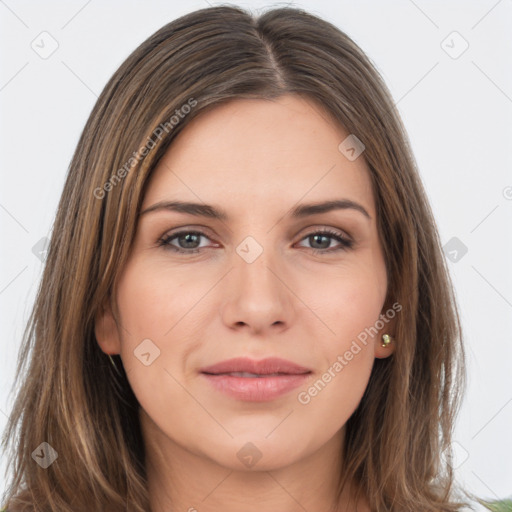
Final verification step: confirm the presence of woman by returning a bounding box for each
[1,5,473,511]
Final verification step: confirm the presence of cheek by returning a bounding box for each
[113,256,217,397]
[113,260,185,380]
[292,266,383,419]
[305,262,386,345]
[296,308,376,442]
[290,315,375,461]
[113,262,197,427]
[115,258,198,342]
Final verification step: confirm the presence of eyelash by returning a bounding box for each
[157,228,354,256]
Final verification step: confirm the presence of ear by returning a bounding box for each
[94,296,122,356]
[374,306,397,359]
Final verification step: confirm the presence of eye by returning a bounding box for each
[157,228,354,255]
[296,228,354,254]
[157,230,213,254]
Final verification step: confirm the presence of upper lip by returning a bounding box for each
[200,357,312,375]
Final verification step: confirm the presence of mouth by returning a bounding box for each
[200,356,312,376]
[207,371,290,378]
[200,357,312,401]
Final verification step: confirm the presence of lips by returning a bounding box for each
[200,357,312,376]
[200,357,312,402]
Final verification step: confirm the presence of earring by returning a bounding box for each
[108,354,123,376]
[381,334,394,348]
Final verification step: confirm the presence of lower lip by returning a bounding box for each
[201,373,311,401]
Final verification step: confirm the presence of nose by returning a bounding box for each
[220,243,294,336]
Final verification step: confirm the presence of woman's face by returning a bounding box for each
[96,94,395,472]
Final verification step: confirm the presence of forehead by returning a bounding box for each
[142,95,375,218]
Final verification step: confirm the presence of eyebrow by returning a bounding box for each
[139,199,371,221]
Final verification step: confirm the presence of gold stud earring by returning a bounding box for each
[381,334,393,348]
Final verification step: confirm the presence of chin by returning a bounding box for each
[202,435,310,472]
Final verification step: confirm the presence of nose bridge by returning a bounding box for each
[234,233,281,297]
[221,232,292,332]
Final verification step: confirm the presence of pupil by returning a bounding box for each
[312,234,329,249]
[180,234,199,248]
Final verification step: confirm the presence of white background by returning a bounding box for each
[1,0,511,508]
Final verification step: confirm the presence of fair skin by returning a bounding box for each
[96,94,396,512]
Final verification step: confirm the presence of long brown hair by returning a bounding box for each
[2,5,468,511]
